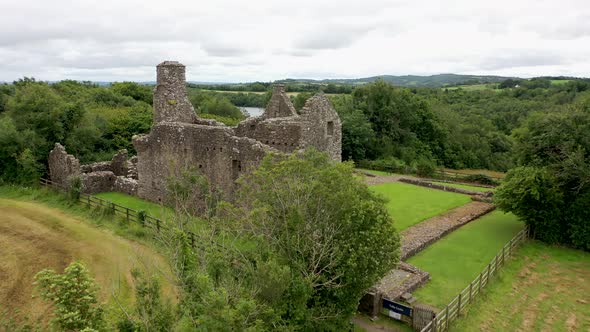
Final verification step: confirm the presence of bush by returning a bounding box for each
[68,176,82,201]
[415,157,437,177]
[463,174,498,186]
[34,261,104,331]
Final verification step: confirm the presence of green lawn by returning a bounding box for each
[95,192,175,220]
[407,211,524,308]
[370,182,471,231]
[431,181,494,193]
[453,242,590,332]
[551,79,571,85]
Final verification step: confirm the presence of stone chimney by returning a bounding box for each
[263,84,297,118]
[152,61,197,124]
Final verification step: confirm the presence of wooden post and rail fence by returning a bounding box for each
[416,225,529,332]
[40,177,527,331]
[39,178,198,248]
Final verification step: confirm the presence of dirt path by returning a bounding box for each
[400,201,495,260]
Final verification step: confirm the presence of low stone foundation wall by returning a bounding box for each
[399,177,493,197]
[82,171,116,194]
[114,176,138,196]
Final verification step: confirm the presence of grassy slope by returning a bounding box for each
[407,211,524,308]
[0,187,175,326]
[431,181,494,193]
[453,242,590,332]
[370,182,471,231]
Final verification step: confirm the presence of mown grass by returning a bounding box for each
[0,186,176,328]
[453,241,590,332]
[431,181,494,193]
[407,211,524,308]
[95,192,175,220]
[369,182,471,231]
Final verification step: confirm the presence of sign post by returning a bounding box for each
[382,298,413,320]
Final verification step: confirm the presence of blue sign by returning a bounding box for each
[382,299,413,317]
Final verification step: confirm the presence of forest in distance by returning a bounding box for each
[1,75,590,185]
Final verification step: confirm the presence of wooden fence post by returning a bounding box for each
[494,254,499,274]
[126,208,129,222]
[457,293,462,316]
[469,282,473,303]
[445,306,450,330]
[479,272,483,293]
[156,219,161,232]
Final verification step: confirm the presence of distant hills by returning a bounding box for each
[275,74,514,88]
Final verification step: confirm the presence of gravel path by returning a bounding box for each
[400,201,495,260]
[372,200,495,300]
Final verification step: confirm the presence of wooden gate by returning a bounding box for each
[412,303,437,331]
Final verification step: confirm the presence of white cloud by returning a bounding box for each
[0,0,588,81]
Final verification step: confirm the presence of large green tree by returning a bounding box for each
[495,107,590,250]
[237,149,400,330]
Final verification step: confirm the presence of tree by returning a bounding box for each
[237,149,400,329]
[495,108,590,250]
[34,261,104,331]
[111,82,153,105]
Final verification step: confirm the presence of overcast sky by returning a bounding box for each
[1,0,589,82]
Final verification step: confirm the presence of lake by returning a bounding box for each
[241,107,264,117]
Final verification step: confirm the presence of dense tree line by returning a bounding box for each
[329,78,590,174]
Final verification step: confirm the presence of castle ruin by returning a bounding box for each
[49,61,342,206]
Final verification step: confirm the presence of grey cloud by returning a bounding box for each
[294,24,373,50]
[479,52,568,71]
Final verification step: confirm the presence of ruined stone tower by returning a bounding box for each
[152,61,197,124]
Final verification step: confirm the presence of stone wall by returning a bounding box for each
[299,94,342,162]
[48,144,138,196]
[81,171,116,194]
[48,143,81,189]
[134,122,271,204]
[398,177,493,197]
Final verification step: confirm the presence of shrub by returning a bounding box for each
[463,174,498,186]
[415,157,437,177]
[34,261,104,331]
[68,176,82,201]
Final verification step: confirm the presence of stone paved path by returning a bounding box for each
[400,201,495,260]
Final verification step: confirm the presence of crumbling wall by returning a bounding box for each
[134,122,271,204]
[263,84,297,118]
[299,94,342,162]
[110,149,129,176]
[235,117,302,153]
[48,143,81,189]
[114,176,138,196]
[81,171,116,194]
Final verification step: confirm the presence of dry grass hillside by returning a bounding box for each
[0,198,175,324]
